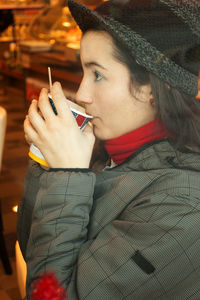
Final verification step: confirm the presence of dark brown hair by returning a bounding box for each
[84,28,200,153]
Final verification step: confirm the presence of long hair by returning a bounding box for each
[150,74,200,151]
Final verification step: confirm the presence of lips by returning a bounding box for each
[86,111,95,118]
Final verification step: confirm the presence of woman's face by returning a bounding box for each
[76,30,156,140]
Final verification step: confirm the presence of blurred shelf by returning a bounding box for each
[0,37,13,42]
[25,62,82,84]
[0,60,24,80]
[19,50,82,83]
[0,51,82,98]
[0,4,44,10]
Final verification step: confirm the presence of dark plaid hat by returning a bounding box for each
[68,0,200,97]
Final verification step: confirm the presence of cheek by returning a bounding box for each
[102,87,132,118]
[93,80,133,123]
[93,88,114,113]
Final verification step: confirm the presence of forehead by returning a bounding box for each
[80,30,114,60]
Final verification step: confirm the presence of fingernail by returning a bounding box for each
[41,88,47,93]
[54,81,61,88]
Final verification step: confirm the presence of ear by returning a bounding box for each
[136,84,152,103]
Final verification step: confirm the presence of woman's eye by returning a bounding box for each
[94,71,103,81]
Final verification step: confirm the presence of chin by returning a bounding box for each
[93,126,111,141]
[93,126,119,141]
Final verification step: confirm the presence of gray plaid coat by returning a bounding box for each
[17,138,200,299]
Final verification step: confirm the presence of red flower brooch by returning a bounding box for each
[31,272,67,300]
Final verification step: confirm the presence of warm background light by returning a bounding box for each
[12,205,18,213]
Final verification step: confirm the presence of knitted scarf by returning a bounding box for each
[104,119,168,165]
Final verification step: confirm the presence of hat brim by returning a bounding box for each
[68,0,107,33]
[68,0,198,96]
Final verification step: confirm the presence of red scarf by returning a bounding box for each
[104,119,168,165]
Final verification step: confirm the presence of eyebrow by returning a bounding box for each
[84,61,107,70]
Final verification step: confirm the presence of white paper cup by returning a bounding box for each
[28,96,93,167]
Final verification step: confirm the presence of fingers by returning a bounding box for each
[50,82,76,123]
[37,88,57,120]
[24,114,39,145]
[27,100,46,137]
[24,133,32,146]
[38,83,77,128]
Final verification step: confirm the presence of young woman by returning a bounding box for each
[18,0,200,299]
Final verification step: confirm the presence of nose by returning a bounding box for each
[75,78,93,106]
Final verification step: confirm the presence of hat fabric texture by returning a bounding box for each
[68,0,200,96]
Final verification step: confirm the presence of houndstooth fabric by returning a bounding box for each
[18,139,200,299]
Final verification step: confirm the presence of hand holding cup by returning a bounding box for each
[24,82,95,168]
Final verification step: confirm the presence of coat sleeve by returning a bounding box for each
[17,160,44,258]
[19,166,96,299]
[67,191,200,300]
